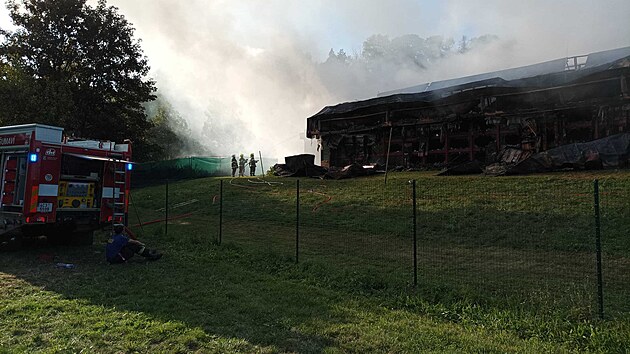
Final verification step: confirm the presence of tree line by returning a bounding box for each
[327,33,498,67]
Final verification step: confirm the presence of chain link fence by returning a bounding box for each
[222,178,296,258]
[598,178,630,319]
[416,177,597,318]
[299,178,413,289]
[130,175,629,320]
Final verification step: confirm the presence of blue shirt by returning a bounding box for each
[106,234,129,261]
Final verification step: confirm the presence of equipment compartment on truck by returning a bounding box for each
[0,124,132,249]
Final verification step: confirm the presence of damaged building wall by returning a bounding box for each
[307,49,630,170]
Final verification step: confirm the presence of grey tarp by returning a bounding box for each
[506,133,630,175]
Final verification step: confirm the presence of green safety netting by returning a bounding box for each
[132,156,277,186]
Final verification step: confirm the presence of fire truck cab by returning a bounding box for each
[0,124,132,247]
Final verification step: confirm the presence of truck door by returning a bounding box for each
[0,153,28,211]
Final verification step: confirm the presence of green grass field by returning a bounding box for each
[1,171,629,353]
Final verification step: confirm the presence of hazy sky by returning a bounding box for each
[1,1,629,159]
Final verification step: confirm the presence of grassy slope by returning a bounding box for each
[1,171,629,353]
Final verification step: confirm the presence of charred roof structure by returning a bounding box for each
[306,47,630,171]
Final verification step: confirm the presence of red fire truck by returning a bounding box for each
[0,124,132,247]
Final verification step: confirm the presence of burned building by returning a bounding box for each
[306,47,630,170]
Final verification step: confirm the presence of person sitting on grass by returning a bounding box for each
[106,224,162,264]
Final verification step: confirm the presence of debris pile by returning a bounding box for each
[272,154,327,177]
[504,133,630,175]
[272,154,381,179]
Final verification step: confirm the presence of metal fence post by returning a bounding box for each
[413,179,417,287]
[593,179,604,319]
[219,179,223,245]
[296,179,300,264]
[165,179,169,237]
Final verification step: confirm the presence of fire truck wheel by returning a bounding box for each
[71,231,94,246]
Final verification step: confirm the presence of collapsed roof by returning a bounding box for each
[307,46,630,138]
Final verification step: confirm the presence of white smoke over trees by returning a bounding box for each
[319,33,499,100]
[143,95,211,161]
[148,31,500,159]
[101,0,630,160]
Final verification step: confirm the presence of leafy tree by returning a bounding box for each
[362,34,391,62]
[423,35,455,60]
[141,96,210,162]
[0,0,155,144]
[327,48,336,61]
[144,106,181,161]
[458,35,469,53]
[325,48,350,65]
[336,49,349,64]
[468,34,499,51]
[0,63,74,125]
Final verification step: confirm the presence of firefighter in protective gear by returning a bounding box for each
[230,155,238,177]
[248,153,258,176]
[238,154,247,177]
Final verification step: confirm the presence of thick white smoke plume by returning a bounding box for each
[101,0,630,159]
